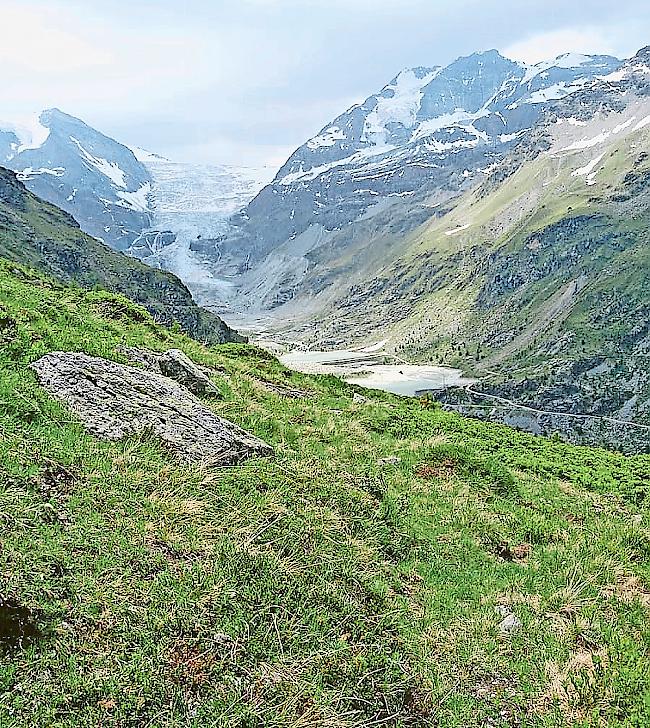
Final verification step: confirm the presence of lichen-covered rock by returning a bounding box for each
[116,346,162,372]
[31,352,272,464]
[158,349,222,397]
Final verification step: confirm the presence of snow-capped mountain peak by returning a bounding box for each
[1,108,154,250]
[0,111,51,158]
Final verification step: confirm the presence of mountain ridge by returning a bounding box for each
[188,48,623,312]
[0,165,243,344]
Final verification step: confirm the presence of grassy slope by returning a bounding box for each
[1,260,650,727]
[0,167,241,345]
[314,121,650,367]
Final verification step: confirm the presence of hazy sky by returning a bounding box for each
[2,0,649,168]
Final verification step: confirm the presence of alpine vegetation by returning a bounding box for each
[2,3,650,727]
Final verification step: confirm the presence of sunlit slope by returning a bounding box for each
[308,80,650,430]
[1,259,650,726]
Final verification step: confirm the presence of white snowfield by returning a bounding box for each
[525,78,588,104]
[116,182,153,212]
[279,52,619,187]
[572,153,606,185]
[128,145,169,163]
[0,113,51,157]
[16,166,65,180]
[362,67,441,147]
[307,126,347,150]
[520,52,595,85]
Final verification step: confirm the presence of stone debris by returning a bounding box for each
[158,349,222,397]
[496,605,522,635]
[118,346,222,397]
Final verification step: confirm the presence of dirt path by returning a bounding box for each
[461,385,650,432]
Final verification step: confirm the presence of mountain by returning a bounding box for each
[0,111,273,295]
[190,50,621,310]
[0,108,153,251]
[279,46,650,448]
[0,165,242,343]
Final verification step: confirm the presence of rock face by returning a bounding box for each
[117,346,224,396]
[31,353,272,464]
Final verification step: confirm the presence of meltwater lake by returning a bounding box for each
[279,346,476,397]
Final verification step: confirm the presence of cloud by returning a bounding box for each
[0,2,112,73]
[502,25,636,64]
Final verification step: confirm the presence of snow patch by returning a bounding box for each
[599,68,627,83]
[572,152,605,185]
[128,145,169,162]
[561,114,642,152]
[633,115,650,132]
[445,223,470,236]
[363,68,440,146]
[279,145,395,186]
[307,126,346,150]
[0,112,51,156]
[563,131,611,151]
[521,52,594,85]
[612,117,636,134]
[69,136,127,188]
[525,79,588,104]
[16,166,65,180]
[116,182,153,212]
[410,109,489,142]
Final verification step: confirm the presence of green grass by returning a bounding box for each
[1,260,650,727]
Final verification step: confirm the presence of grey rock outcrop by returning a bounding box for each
[117,346,223,396]
[31,352,272,464]
[158,349,222,397]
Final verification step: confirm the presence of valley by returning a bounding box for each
[3,7,650,726]
[2,48,650,449]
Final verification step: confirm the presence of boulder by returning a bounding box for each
[117,346,162,372]
[31,352,272,464]
[158,348,222,397]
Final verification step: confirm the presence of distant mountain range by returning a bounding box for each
[257,46,650,448]
[4,45,650,447]
[190,44,650,448]
[192,49,622,308]
[0,109,272,269]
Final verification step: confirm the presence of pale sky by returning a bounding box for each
[1,0,649,167]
